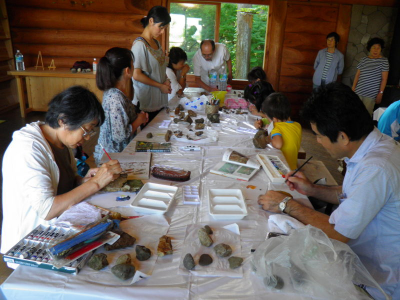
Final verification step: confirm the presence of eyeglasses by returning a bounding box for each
[80,126,96,138]
[201,53,213,59]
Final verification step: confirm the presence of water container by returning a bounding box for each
[93,58,97,74]
[218,66,227,91]
[15,50,25,71]
[209,69,218,89]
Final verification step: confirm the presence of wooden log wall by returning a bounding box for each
[266,0,352,121]
[6,0,164,68]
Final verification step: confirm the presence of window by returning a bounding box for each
[168,2,269,80]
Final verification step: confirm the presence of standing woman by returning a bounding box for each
[352,37,389,115]
[166,47,190,101]
[132,6,171,122]
[94,47,148,164]
[312,32,344,90]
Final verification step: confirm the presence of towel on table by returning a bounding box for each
[268,214,305,234]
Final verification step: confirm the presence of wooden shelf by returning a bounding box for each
[0,75,13,83]
[0,36,10,40]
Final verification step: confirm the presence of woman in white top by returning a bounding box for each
[166,47,190,101]
[1,86,122,256]
[132,6,171,123]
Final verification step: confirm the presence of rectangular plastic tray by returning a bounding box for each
[130,182,178,214]
[208,189,247,220]
[256,154,290,183]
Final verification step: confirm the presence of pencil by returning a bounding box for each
[99,143,112,160]
[284,156,313,183]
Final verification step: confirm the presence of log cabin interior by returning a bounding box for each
[0,0,399,290]
[1,0,399,119]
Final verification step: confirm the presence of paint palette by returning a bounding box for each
[130,182,178,214]
[256,154,290,183]
[183,185,200,204]
[208,189,248,220]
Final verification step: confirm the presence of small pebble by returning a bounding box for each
[228,256,243,269]
[199,254,213,266]
[204,225,213,235]
[183,253,195,270]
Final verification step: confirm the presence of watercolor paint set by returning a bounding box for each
[3,224,93,274]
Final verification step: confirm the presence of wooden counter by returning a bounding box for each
[8,68,103,117]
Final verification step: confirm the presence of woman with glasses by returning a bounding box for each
[132,6,171,123]
[94,47,148,164]
[1,86,122,258]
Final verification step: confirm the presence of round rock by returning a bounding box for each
[214,243,232,257]
[199,254,213,266]
[111,264,135,281]
[204,225,213,235]
[228,256,243,269]
[198,228,213,247]
[135,245,151,261]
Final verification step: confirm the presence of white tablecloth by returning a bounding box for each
[0,91,330,300]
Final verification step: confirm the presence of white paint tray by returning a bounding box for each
[130,182,178,215]
[208,189,247,220]
[256,154,290,183]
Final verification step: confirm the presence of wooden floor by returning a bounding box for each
[0,107,344,284]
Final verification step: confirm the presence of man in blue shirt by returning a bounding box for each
[378,99,400,141]
[258,83,400,300]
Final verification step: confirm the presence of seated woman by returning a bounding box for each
[94,47,148,164]
[243,67,275,129]
[1,86,122,256]
[166,47,190,101]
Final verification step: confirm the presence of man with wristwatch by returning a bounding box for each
[258,83,400,300]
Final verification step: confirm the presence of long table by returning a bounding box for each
[0,93,337,300]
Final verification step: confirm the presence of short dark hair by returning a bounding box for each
[326,32,340,46]
[247,66,267,83]
[140,6,171,28]
[261,92,291,121]
[301,82,374,143]
[367,37,385,51]
[45,86,105,130]
[244,81,275,112]
[96,47,134,91]
[168,47,187,69]
[200,40,215,51]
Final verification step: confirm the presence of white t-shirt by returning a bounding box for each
[192,43,230,85]
[166,67,182,101]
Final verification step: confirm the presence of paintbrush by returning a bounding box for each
[285,156,313,183]
[99,143,112,160]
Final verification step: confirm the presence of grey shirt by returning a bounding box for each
[131,38,168,112]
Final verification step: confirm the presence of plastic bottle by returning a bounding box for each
[208,69,218,89]
[93,58,97,74]
[15,50,25,71]
[218,66,227,91]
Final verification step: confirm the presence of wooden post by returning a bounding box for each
[236,5,253,79]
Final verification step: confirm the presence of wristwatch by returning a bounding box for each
[279,197,292,214]
[379,91,384,94]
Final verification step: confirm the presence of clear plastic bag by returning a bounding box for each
[251,225,390,300]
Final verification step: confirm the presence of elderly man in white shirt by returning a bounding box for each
[192,40,232,92]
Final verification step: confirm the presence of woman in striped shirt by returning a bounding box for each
[352,37,389,115]
[312,32,344,90]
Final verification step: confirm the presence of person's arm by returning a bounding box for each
[131,111,148,133]
[313,50,321,70]
[337,53,344,75]
[258,191,349,243]
[177,64,190,95]
[270,133,283,149]
[195,76,217,92]
[226,58,233,83]
[352,69,361,92]
[45,160,121,220]
[285,171,342,204]
[133,69,170,94]
[375,71,389,104]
